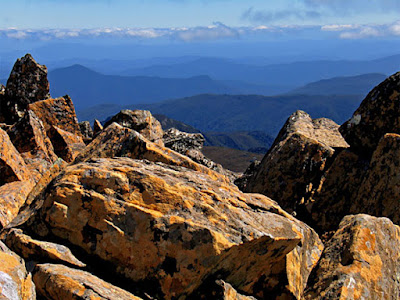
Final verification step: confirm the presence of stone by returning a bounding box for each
[234,160,261,191]
[74,122,229,181]
[1,54,50,123]
[47,126,85,163]
[93,119,103,136]
[244,111,349,215]
[6,110,58,182]
[33,263,142,300]
[0,85,5,123]
[0,128,32,185]
[340,72,400,156]
[0,241,36,300]
[28,95,82,137]
[189,280,257,299]
[104,110,164,146]
[4,228,86,268]
[304,214,400,300]
[79,121,93,144]
[26,157,322,299]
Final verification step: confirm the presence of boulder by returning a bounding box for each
[104,110,164,146]
[79,121,93,144]
[304,214,400,299]
[340,72,400,156]
[4,228,85,268]
[234,160,261,191]
[189,280,257,299]
[25,157,322,299]
[28,95,81,137]
[1,54,50,123]
[0,128,32,185]
[0,241,36,300]
[244,111,348,215]
[33,263,142,300]
[47,126,85,163]
[93,119,103,136]
[6,110,58,182]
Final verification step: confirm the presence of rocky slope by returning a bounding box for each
[0,54,399,299]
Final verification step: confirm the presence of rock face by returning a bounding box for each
[26,157,322,299]
[93,119,103,136]
[47,126,85,163]
[0,241,36,300]
[104,110,164,146]
[190,280,257,300]
[79,121,93,144]
[340,72,400,156]
[1,54,50,123]
[33,264,142,300]
[243,110,349,215]
[304,214,400,299]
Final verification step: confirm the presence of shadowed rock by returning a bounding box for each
[79,121,93,144]
[93,119,103,136]
[189,279,257,299]
[304,214,400,299]
[47,126,85,163]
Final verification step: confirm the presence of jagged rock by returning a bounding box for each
[79,121,93,144]
[33,264,142,300]
[304,214,400,299]
[189,279,256,299]
[234,160,261,191]
[340,72,400,156]
[1,54,50,123]
[0,241,36,299]
[0,85,5,123]
[0,128,32,185]
[47,126,85,163]
[244,111,349,214]
[7,110,58,182]
[93,119,103,136]
[104,110,164,146]
[308,149,369,232]
[4,228,85,268]
[26,157,322,299]
[28,95,81,137]
[74,122,228,181]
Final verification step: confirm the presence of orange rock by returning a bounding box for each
[104,110,164,146]
[27,157,322,299]
[47,126,85,163]
[7,110,57,182]
[304,214,400,299]
[0,128,32,185]
[5,228,86,268]
[28,95,81,137]
[0,241,36,299]
[190,280,257,299]
[33,264,142,300]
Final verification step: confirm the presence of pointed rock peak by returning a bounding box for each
[340,71,400,156]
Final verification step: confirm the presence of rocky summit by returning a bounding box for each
[0,54,399,299]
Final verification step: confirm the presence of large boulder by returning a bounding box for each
[190,280,257,299]
[304,214,400,299]
[33,264,142,300]
[25,157,322,299]
[79,121,93,144]
[0,241,36,300]
[340,71,400,156]
[243,110,348,215]
[1,54,50,123]
[47,126,85,163]
[104,110,164,146]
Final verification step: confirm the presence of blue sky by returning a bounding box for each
[0,0,399,41]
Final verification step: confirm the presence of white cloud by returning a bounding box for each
[321,24,359,31]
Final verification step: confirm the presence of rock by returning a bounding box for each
[0,85,5,123]
[350,133,400,225]
[47,126,85,163]
[33,263,142,300]
[74,122,229,181]
[308,149,369,232]
[26,157,322,299]
[104,110,164,146]
[189,279,257,299]
[304,214,400,299]
[244,111,349,215]
[93,119,103,136]
[340,72,400,156]
[79,121,93,144]
[1,54,50,123]
[0,128,32,185]
[28,95,81,137]
[234,160,261,191]
[163,128,205,153]
[0,241,36,300]
[4,228,85,268]
[6,110,58,182]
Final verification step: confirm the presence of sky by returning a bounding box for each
[0,0,400,42]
